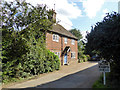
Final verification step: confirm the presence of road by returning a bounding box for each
[3,61,101,89]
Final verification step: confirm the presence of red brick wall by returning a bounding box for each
[62,37,78,63]
[46,32,61,51]
[46,32,78,65]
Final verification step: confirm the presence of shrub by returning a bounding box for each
[81,55,87,62]
[2,0,60,83]
[86,55,90,60]
[45,50,60,72]
[78,54,90,63]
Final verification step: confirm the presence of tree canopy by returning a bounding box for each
[86,12,120,83]
[86,12,120,61]
[69,29,89,62]
[69,28,83,41]
[2,0,60,83]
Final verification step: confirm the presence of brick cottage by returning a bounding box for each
[46,11,78,65]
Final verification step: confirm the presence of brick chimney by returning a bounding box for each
[52,9,56,23]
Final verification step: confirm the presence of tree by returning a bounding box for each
[69,29,89,62]
[2,0,60,82]
[70,29,83,41]
[86,12,120,86]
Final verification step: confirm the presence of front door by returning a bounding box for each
[64,53,67,64]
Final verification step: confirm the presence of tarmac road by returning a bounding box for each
[3,61,101,89]
[34,65,101,88]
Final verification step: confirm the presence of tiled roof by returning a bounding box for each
[48,23,78,40]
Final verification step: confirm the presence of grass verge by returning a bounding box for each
[92,72,111,88]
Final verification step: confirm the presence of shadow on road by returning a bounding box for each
[23,65,101,88]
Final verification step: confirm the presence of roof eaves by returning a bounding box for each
[48,24,78,40]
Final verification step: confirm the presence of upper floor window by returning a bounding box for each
[53,34,59,42]
[64,37,67,44]
[71,39,75,45]
[71,52,76,58]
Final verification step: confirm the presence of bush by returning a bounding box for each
[2,48,60,83]
[78,54,88,63]
[78,59,84,63]
[45,50,60,72]
[2,0,60,83]
[86,55,90,60]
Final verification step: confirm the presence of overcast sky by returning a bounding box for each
[4,0,119,39]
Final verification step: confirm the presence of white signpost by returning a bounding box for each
[98,60,110,85]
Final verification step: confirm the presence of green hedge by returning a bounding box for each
[2,0,60,83]
[2,47,60,83]
[2,30,60,83]
[78,54,89,63]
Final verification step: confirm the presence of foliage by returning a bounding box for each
[77,40,86,61]
[69,29,83,41]
[92,76,110,88]
[92,73,119,88]
[106,72,120,88]
[2,0,60,83]
[86,12,120,83]
[78,54,88,63]
[70,28,89,63]
[0,28,2,84]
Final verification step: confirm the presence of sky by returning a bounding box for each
[4,0,119,39]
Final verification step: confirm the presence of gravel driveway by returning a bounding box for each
[2,61,101,89]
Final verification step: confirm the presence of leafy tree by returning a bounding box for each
[69,29,89,62]
[2,0,60,83]
[70,29,83,41]
[86,12,120,86]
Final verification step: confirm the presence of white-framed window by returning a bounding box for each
[53,34,59,42]
[54,52,60,58]
[71,52,76,58]
[71,39,75,45]
[64,37,67,44]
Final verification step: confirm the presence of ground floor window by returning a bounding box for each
[71,52,75,58]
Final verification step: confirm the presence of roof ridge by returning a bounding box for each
[57,24,78,38]
[49,23,78,40]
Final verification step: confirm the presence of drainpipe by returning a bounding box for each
[61,36,63,65]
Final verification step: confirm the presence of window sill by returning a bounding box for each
[71,57,76,58]
[53,40,59,42]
